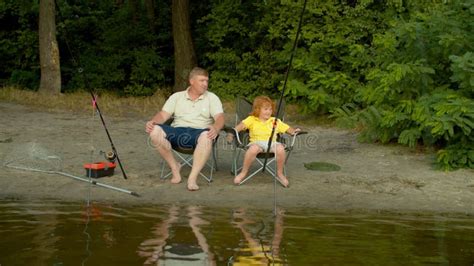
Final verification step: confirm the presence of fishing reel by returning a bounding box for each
[100,150,117,163]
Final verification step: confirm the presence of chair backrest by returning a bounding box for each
[163,117,174,125]
[235,97,253,125]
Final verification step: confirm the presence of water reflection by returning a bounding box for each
[24,203,61,265]
[1,200,473,265]
[137,205,216,265]
[232,207,284,265]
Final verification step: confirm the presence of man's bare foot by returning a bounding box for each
[187,182,199,191]
[233,172,246,185]
[170,162,182,184]
[277,174,289,188]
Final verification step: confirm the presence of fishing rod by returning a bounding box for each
[262,0,308,173]
[88,91,128,180]
[54,0,128,180]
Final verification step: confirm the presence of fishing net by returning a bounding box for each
[3,141,139,196]
[3,142,63,174]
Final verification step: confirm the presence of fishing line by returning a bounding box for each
[262,0,307,172]
[81,98,96,266]
[274,150,278,216]
[262,0,307,226]
[81,190,92,266]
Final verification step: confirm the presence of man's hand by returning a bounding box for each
[145,120,156,134]
[206,125,219,140]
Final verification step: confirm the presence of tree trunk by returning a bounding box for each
[38,0,61,95]
[172,0,197,92]
[129,0,140,24]
[145,0,156,32]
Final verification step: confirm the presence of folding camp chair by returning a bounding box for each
[159,118,218,183]
[226,97,306,186]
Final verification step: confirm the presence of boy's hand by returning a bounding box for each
[293,128,301,135]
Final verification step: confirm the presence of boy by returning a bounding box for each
[229,96,300,187]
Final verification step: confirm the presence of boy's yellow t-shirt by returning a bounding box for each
[242,116,290,143]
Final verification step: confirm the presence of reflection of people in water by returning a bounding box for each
[137,205,216,265]
[232,207,284,265]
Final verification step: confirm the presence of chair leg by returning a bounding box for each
[160,159,165,179]
[160,158,173,179]
[158,139,219,184]
[208,156,214,183]
[179,152,213,183]
[212,144,218,172]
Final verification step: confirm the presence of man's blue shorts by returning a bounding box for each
[158,124,209,149]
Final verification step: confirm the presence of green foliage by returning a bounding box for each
[330,103,359,128]
[201,0,390,108]
[337,0,474,169]
[0,1,39,89]
[437,142,474,170]
[199,1,283,99]
[449,52,474,93]
[277,1,388,113]
[1,0,172,95]
[56,0,172,95]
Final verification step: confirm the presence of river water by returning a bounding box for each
[0,200,473,265]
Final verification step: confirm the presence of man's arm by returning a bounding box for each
[145,111,171,133]
[212,113,225,131]
[206,113,224,140]
[151,110,172,124]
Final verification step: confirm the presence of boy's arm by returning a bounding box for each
[225,122,246,143]
[234,122,246,133]
[286,126,301,135]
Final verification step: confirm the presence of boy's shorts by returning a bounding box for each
[158,124,209,149]
[249,141,283,152]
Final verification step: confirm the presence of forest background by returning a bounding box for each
[0,0,473,170]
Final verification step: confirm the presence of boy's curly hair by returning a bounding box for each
[251,96,275,117]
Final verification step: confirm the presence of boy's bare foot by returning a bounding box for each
[277,175,289,188]
[233,172,246,185]
[187,182,199,191]
[170,162,182,184]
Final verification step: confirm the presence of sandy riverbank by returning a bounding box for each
[1,101,473,214]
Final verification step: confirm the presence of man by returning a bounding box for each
[145,67,224,191]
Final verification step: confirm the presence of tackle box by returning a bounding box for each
[84,162,116,178]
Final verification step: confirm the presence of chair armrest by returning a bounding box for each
[223,125,234,134]
[223,125,247,147]
[281,130,308,148]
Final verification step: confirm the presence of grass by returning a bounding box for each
[0,86,168,117]
[0,86,331,127]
